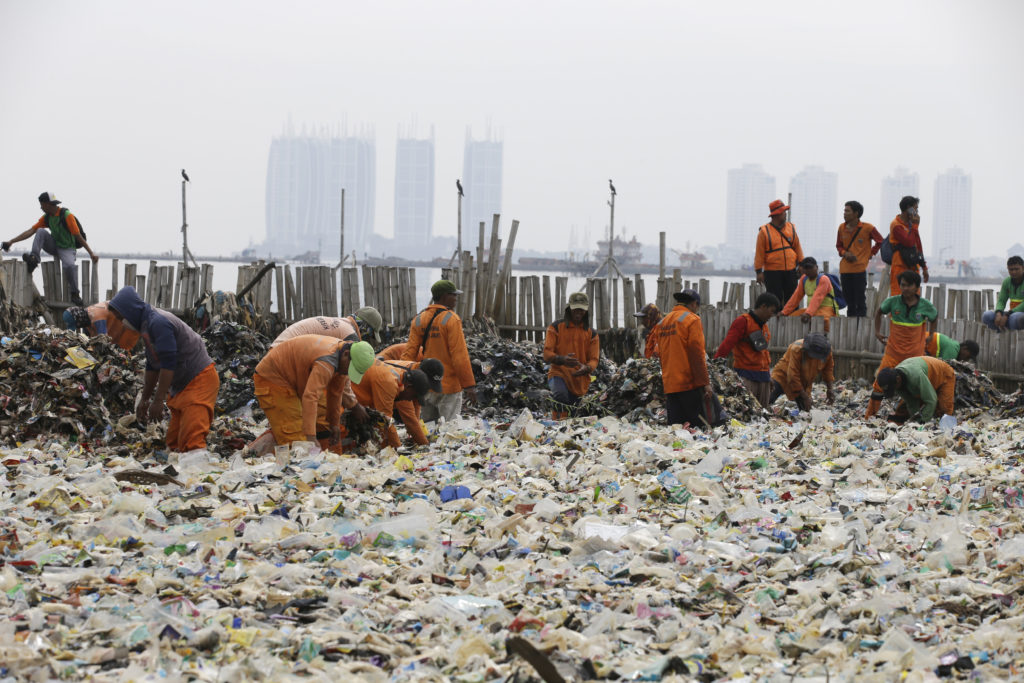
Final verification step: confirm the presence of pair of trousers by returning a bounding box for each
[665,388,707,428]
[421,390,463,423]
[739,376,771,409]
[762,269,799,307]
[840,271,868,317]
[548,376,582,411]
[981,310,1024,331]
[165,363,219,452]
[32,229,80,296]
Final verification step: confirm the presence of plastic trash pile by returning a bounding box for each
[0,326,141,443]
[201,321,270,416]
[3,398,1024,680]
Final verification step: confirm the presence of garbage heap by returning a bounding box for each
[200,321,270,416]
[0,326,141,443]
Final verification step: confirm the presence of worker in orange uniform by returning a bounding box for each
[108,286,220,452]
[543,292,600,419]
[866,269,938,418]
[835,200,883,317]
[875,356,956,423]
[632,303,662,358]
[781,257,840,332]
[656,289,712,427]
[713,292,780,408]
[352,358,442,447]
[271,307,383,348]
[377,342,423,363]
[887,196,929,296]
[252,336,375,454]
[403,280,476,422]
[768,333,836,411]
[63,302,140,351]
[755,199,804,306]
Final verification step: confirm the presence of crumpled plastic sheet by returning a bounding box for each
[4,388,1024,681]
[0,326,142,443]
[200,321,270,417]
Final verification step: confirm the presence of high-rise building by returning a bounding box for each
[462,129,503,236]
[724,164,776,268]
[788,165,838,263]
[264,126,376,259]
[394,132,435,248]
[932,167,972,262]
[879,167,919,228]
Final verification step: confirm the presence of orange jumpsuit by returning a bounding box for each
[352,359,429,447]
[770,340,835,400]
[543,316,600,398]
[403,305,474,394]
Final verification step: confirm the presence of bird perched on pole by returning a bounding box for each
[456,179,463,197]
[181,169,190,183]
[609,179,616,196]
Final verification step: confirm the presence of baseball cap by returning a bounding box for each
[419,357,444,393]
[354,306,383,344]
[405,369,431,402]
[348,341,375,384]
[431,280,463,298]
[803,333,831,360]
[633,303,660,318]
[568,292,589,311]
[673,289,701,305]
[38,192,61,205]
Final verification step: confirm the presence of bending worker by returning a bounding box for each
[252,336,375,454]
[271,307,384,348]
[543,291,600,419]
[352,358,443,447]
[780,257,839,332]
[108,286,220,452]
[926,334,979,363]
[63,302,140,351]
[875,356,956,423]
[769,333,835,411]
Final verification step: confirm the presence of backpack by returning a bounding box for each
[821,273,847,310]
[879,234,894,264]
[58,208,87,244]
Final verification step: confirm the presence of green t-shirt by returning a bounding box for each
[45,209,79,250]
[879,295,938,326]
[997,276,1024,313]
[931,333,960,360]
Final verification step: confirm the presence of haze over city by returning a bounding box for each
[1,0,1022,263]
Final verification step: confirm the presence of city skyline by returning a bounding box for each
[393,133,435,250]
[932,167,973,263]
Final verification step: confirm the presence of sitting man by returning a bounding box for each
[981,255,1024,332]
[926,334,979,363]
[781,257,839,332]
[875,356,956,423]
[769,333,835,411]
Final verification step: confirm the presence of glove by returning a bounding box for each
[1,242,10,252]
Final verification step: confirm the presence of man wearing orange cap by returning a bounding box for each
[754,199,804,305]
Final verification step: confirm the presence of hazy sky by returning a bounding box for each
[2,0,1022,259]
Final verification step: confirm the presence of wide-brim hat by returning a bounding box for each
[769,199,790,216]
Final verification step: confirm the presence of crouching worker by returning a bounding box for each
[543,292,600,419]
[271,307,384,348]
[353,358,443,447]
[63,302,140,351]
[252,336,375,455]
[926,334,979,363]
[713,292,780,408]
[108,286,220,452]
[769,333,835,411]
[875,356,955,423]
[781,257,839,332]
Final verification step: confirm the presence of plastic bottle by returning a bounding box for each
[939,414,957,434]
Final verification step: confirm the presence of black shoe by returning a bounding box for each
[22,252,39,274]
[71,292,84,307]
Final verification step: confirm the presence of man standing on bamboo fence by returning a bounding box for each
[835,200,883,317]
[543,292,600,420]
[780,257,840,333]
[403,280,476,422]
[886,196,929,296]
[754,199,804,305]
[713,292,780,408]
[866,270,937,418]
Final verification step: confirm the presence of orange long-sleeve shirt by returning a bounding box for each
[770,340,835,399]
[403,304,474,394]
[782,274,837,316]
[254,334,357,437]
[543,316,600,397]
[836,221,883,274]
[353,359,429,446]
[754,222,803,272]
[889,216,926,271]
[656,306,709,394]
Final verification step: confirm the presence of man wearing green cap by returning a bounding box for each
[251,336,375,454]
[270,307,384,349]
[403,280,476,421]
